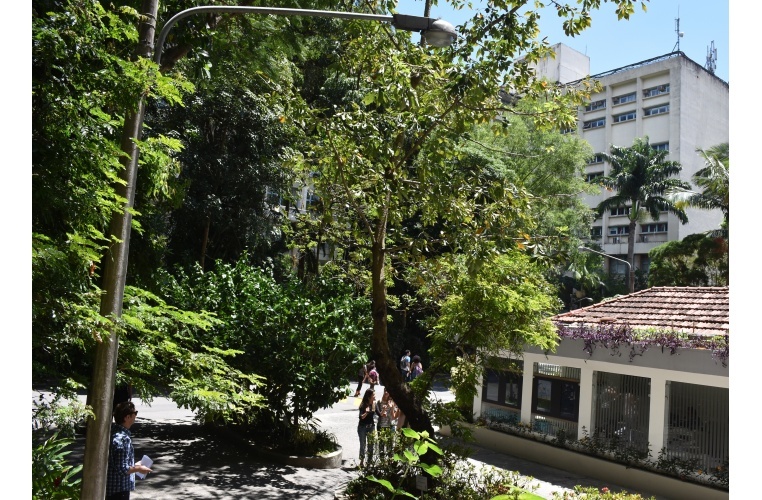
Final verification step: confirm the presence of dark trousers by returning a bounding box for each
[106,491,130,500]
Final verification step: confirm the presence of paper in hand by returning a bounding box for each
[136,455,153,479]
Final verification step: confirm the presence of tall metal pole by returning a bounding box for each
[80,0,159,498]
[579,246,634,294]
[80,5,454,497]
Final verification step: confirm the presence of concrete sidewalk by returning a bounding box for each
[42,383,659,499]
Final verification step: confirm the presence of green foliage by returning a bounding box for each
[419,252,560,413]
[669,142,729,236]
[32,0,192,389]
[551,485,655,500]
[346,428,539,499]
[32,390,92,499]
[32,433,83,500]
[158,256,371,431]
[648,233,728,287]
[32,389,93,437]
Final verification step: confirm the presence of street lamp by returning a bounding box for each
[578,245,635,294]
[82,4,456,498]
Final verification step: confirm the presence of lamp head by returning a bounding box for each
[422,19,457,47]
[392,14,457,47]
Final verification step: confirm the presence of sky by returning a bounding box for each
[397,0,729,82]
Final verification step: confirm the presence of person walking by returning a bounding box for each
[357,388,376,468]
[367,361,379,390]
[106,401,152,500]
[354,360,369,397]
[410,355,423,381]
[375,388,399,457]
[399,350,411,382]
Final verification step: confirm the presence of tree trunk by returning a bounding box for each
[200,215,210,271]
[628,216,637,292]
[370,238,434,435]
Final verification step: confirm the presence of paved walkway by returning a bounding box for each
[40,383,660,499]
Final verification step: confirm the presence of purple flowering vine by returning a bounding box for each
[555,323,729,367]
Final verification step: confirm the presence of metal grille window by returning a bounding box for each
[584,99,606,112]
[586,172,604,183]
[651,142,669,152]
[610,206,631,217]
[586,154,605,164]
[612,92,636,105]
[590,226,602,238]
[665,381,729,471]
[643,84,670,98]
[644,104,669,116]
[613,111,636,123]
[641,223,667,233]
[592,372,651,454]
[583,118,605,130]
[608,225,629,235]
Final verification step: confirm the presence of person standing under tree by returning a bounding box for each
[106,401,152,500]
[375,388,400,457]
[399,350,411,382]
[410,355,423,381]
[357,389,376,467]
[367,361,379,390]
[354,360,369,397]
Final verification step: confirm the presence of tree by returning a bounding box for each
[647,233,728,287]
[596,137,690,291]
[158,257,371,433]
[286,1,648,433]
[671,142,729,238]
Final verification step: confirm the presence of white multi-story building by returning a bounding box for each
[535,44,729,277]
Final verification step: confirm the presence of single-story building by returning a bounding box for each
[468,286,729,497]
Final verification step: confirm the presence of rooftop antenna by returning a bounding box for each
[672,10,683,52]
[706,40,717,74]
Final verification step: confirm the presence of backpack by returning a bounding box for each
[413,363,423,376]
[369,369,379,383]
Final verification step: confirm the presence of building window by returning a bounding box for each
[612,92,636,105]
[586,154,604,165]
[583,118,605,130]
[593,372,651,454]
[609,225,629,235]
[483,363,523,408]
[560,127,576,134]
[613,111,636,123]
[591,226,603,239]
[586,172,604,183]
[305,191,321,211]
[641,223,667,233]
[610,206,631,217]
[643,84,670,98]
[584,99,606,112]
[644,104,669,116]
[651,142,669,152]
[532,363,580,422]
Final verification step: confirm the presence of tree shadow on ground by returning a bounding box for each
[67,418,358,499]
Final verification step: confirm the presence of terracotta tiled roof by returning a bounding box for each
[553,287,729,337]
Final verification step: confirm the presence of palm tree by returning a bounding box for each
[670,142,729,238]
[596,137,690,292]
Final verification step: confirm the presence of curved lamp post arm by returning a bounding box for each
[578,245,635,294]
[154,6,457,65]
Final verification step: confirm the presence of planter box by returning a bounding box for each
[440,423,728,500]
